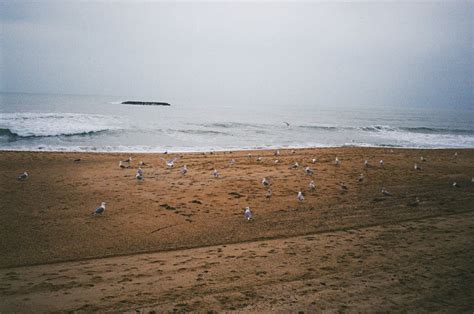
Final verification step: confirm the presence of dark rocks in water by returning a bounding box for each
[122,101,171,106]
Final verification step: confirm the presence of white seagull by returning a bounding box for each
[92,202,106,216]
[160,157,179,168]
[213,169,220,178]
[180,165,188,175]
[256,157,262,162]
[297,191,305,202]
[305,166,313,176]
[139,161,147,167]
[364,160,369,168]
[420,156,426,162]
[381,187,392,196]
[137,167,144,175]
[122,156,133,163]
[311,158,317,164]
[119,161,130,169]
[335,157,341,166]
[135,169,145,181]
[290,162,299,169]
[453,182,460,188]
[357,173,364,182]
[274,159,280,164]
[247,153,252,158]
[17,171,29,181]
[291,150,296,154]
[380,160,384,168]
[244,207,253,220]
[262,177,270,188]
[414,163,422,171]
[309,180,316,191]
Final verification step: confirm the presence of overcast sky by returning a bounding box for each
[0,1,472,108]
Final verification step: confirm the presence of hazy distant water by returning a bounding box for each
[1,92,473,152]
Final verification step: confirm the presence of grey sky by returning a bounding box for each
[0,1,472,108]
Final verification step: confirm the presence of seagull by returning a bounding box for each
[357,173,364,182]
[136,171,144,181]
[274,150,280,156]
[453,182,460,188]
[311,158,317,164]
[244,207,253,220]
[290,162,299,169]
[160,157,179,168]
[122,156,132,163]
[364,160,369,168]
[453,152,458,158]
[119,161,130,169]
[256,157,262,162]
[420,156,426,162]
[92,202,106,216]
[266,189,272,198]
[274,159,279,164]
[291,150,296,154]
[139,161,147,167]
[229,159,236,166]
[17,171,28,181]
[335,157,341,166]
[262,177,270,188]
[137,167,144,176]
[180,165,188,175]
[283,121,290,127]
[309,180,316,190]
[213,169,220,178]
[305,166,313,175]
[381,187,392,196]
[340,182,348,191]
[247,153,252,158]
[379,160,384,168]
[414,163,422,171]
[297,191,304,202]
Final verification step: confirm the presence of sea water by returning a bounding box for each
[1,92,473,152]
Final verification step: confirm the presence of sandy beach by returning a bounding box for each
[1,147,473,311]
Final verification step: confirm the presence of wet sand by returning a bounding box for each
[0,148,473,311]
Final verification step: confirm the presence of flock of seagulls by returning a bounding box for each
[14,149,471,220]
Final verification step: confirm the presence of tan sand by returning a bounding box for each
[0,148,473,311]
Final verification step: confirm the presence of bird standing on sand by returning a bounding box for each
[123,156,132,163]
[180,165,188,175]
[414,163,422,171]
[381,187,392,196]
[357,173,364,182]
[256,157,262,162]
[92,202,106,216]
[17,171,29,181]
[291,150,296,154]
[160,157,179,168]
[420,156,426,162]
[364,160,369,168]
[380,160,384,168]
[247,153,252,158]
[274,150,280,156]
[305,166,313,176]
[297,191,304,202]
[453,182,460,188]
[290,162,299,169]
[213,169,220,178]
[335,157,341,166]
[244,207,253,220]
[136,171,144,181]
[139,161,147,167]
[312,158,317,164]
[262,177,270,188]
[309,180,316,191]
[340,182,348,191]
[274,159,279,164]
[454,152,458,158]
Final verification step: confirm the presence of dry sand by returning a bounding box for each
[0,148,473,311]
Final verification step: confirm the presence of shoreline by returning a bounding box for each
[0,145,473,154]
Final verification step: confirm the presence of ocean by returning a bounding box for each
[1,92,473,152]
